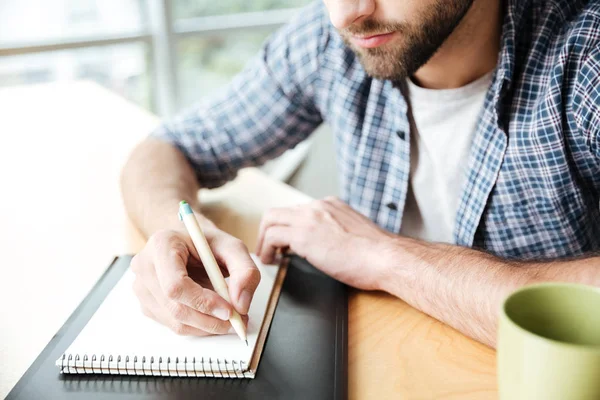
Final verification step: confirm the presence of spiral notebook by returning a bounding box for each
[55,255,285,379]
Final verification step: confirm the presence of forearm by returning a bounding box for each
[381,238,600,348]
[121,138,208,237]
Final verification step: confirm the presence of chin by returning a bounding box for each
[349,44,410,81]
[364,69,402,81]
[357,57,407,81]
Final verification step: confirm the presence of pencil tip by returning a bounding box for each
[245,340,248,346]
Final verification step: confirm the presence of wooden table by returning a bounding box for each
[0,82,497,399]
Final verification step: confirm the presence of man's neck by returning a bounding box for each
[411,0,502,90]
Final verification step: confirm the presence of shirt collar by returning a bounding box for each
[496,0,532,93]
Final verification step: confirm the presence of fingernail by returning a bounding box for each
[239,290,252,314]
[213,308,230,321]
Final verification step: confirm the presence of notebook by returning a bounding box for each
[55,255,285,379]
[9,255,346,400]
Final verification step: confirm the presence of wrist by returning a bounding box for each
[139,195,216,238]
[375,235,429,296]
[371,234,403,293]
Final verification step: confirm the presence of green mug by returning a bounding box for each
[498,283,600,400]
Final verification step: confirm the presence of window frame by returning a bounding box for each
[0,0,301,117]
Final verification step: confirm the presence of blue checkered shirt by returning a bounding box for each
[153,0,600,260]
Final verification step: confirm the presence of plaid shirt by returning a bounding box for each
[153,0,600,260]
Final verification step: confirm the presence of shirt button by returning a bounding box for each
[386,202,398,211]
[396,130,405,140]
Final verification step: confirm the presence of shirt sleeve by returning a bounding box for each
[574,44,600,162]
[151,2,328,188]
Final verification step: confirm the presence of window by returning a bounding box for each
[0,44,151,109]
[0,0,145,44]
[0,0,313,181]
[173,0,310,18]
[178,29,272,107]
[0,0,310,116]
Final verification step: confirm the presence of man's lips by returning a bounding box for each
[350,31,397,49]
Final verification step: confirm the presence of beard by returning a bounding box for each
[338,0,474,81]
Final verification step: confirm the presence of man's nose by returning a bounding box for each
[325,0,376,30]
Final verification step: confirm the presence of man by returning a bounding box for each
[121,0,600,348]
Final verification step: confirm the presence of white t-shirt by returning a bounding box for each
[399,72,493,244]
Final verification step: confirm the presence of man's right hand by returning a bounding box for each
[130,222,261,336]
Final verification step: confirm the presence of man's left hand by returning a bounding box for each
[256,197,396,290]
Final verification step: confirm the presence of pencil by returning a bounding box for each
[178,200,248,345]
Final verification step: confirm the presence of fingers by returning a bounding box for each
[160,275,233,321]
[131,229,235,337]
[257,226,295,264]
[151,231,234,320]
[323,196,346,206]
[256,207,302,256]
[134,222,263,338]
[257,201,340,258]
[256,198,356,267]
[160,299,233,335]
[210,236,261,315]
[133,273,226,336]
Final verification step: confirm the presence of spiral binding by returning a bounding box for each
[58,353,251,378]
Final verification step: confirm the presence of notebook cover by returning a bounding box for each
[7,255,348,400]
